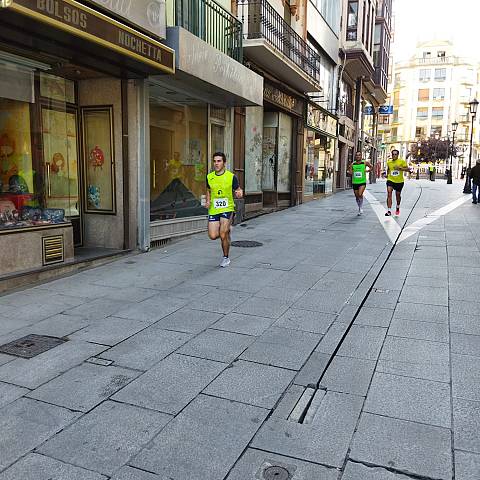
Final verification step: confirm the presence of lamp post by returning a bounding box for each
[416,141,421,179]
[448,121,458,184]
[463,99,479,194]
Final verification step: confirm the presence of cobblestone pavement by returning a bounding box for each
[0,179,479,480]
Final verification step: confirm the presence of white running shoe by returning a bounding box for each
[220,257,231,268]
[358,208,363,216]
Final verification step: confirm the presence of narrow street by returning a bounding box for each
[0,179,479,480]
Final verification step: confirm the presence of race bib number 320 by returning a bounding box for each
[214,198,229,209]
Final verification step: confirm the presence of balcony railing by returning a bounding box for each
[417,56,451,65]
[176,0,243,62]
[237,0,321,82]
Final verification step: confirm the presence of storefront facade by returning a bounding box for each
[145,25,263,246]
[244,80,305,212]
[303,102,338,200]
[0,0,174,280]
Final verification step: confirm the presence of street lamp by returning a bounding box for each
[416,141,421,179]
[463,99,479,193]
[448,121,458,184]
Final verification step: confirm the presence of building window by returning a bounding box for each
[419,69,431,82]
[437,51,446,58]
[417,107,428,119]
[423,51,431,58]
[432,107,444,119]
[347,1,358,41]
[416,127,425,137]
[434,68,446,81]
[418,89,429,101]
[392,110,399,122]
[312,0,341,34]
[433,88,445,100]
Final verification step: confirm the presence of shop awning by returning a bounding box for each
[0,0,174,77]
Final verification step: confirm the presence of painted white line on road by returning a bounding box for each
[364,190,401,244]
[397,195,471,243]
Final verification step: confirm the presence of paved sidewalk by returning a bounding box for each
[0,180,479,480]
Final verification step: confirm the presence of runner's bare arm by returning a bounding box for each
[365,161,374,170]
[347,162,353,175]
[206,188,211,208]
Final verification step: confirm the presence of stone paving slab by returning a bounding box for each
[204,360,295,409]
[315,323,349,354]
[455,451,480,480]
[131,395,269,480]
[337,325,387,360]
[177,329,254,363]
[392,302,449,323]
[399,285,448,306]
[104,327,192,370]
[350,413,452,480]
[63,297,133,320]
[70,317,149,346]
[110,466,160,479]
[0,398,80,471]
[342,461,413,480]
[114,296,189,324]
[388,317,449,343]
[0,341,106,389]
[153,307,223,334]
[294,352,330,387]
[233,296,291,319]
[0,453,107,480]
[189,290,252,314]
[0,354,13,367]
[380,336,450,366]
[364,372,451,428]
[38,401,171,476]
[452,354,480,401]
[254,285,307,303]
[453,397,480,454]
[0,382,29,409]
[274,308,335,334]
[240,326,321,370]
[353,307,394,327]
[320,356,376,396]
[211,312,275,336]
[252,391,364,468]
[225,448,338,480]
[113,354,226,414]
[451,332,480,356]
[27,363,140,412]
[450,312,480,336]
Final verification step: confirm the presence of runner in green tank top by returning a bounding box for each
[206,152,243,267]
[347,151,373,216]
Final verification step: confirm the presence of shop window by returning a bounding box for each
[305,130,335,195]
[149,101,208,220]
[418,89,429,101]
[416,126,425,137]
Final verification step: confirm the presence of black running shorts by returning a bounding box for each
[386,180,404,192]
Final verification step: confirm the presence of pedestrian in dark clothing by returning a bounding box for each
[471,160,480,204]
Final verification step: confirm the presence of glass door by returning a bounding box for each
[41,106,82,244]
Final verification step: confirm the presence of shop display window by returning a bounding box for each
[149,101,208,220]
[305,130,335,195]
[0,67,77,232]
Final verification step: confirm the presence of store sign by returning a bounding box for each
[306,103,337,137]
[84,0,166,39]
[8,0,174,73]
[264,83,303,116]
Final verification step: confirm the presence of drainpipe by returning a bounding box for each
[137,79,151,252]
[354,77,363,153]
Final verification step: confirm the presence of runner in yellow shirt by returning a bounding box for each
[385,149,410,217]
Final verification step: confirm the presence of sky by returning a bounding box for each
[392,0,480,62]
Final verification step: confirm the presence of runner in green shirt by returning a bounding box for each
[206,152,243,267]
[347,151,373,216]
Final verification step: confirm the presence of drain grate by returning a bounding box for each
[231,240,263,248]
[0,334,67,358]
[263,466,292,480]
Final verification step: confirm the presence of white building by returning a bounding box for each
[381,40,480,176]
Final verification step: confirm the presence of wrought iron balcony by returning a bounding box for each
[237,0,321,89]
[175,0,243,62]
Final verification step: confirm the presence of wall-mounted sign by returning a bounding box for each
[8,0,174,73]
[84,0,166,39]
[306,102,337,137]
[364,105,394,115]
[264,82,304,116]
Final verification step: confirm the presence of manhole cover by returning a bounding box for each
[231,240,263,248]
[0,334,67,358]
[263,466,291,480]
